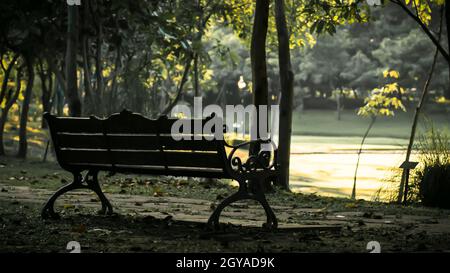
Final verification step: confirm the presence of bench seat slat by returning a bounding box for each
[66,163,230,178]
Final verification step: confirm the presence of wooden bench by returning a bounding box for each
[42,110,279,229]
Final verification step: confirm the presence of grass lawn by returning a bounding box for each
[292,109,449,140]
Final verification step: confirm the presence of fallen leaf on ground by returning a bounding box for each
[63,204,75,209]
[72,224,87,233]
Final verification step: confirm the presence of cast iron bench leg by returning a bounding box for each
[41,170,113,219]
[207,188,249,228]
[41,172,83,219]
[85,171,113,216]
[207,178,278,230]
[254,192,278,229]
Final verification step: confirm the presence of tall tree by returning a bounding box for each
[0,60,22,156]
[65,4,81,117]
[17,56,34,158]
[275,0,295,190]
[446,0,450,98]
[398,7,444,203]
[37,58,53,128]
[250,0,270,152]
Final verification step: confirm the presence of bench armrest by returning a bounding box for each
[224,138,278,175]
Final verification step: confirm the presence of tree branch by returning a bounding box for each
[161,54,194,116]
[390,0,450,62]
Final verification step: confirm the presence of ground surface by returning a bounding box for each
[1,158,450,253]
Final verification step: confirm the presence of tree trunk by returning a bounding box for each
[0,54,19,105]
[445,0,450,99]
[66,5,82,117]
[161,56,193,116]
[0,113,8,156]
[38,59,52,128]
[0,67,22,156]
[193,54,202,119]
[109,46,121,115]
[95,13,104,115]
[82,34,94,115]
[81,0,95,115]
[352,116,376,199]
[398,7,443,203]
[194,54,200,97]
[275,0,294,190]
[48,72,54,112]
[336,89,342,121]
[250,0,270,155]
[17,57,34,158]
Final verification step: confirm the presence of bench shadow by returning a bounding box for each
[55,212,340,247]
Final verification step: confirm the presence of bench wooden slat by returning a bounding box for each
[108,135,160,150]
[57,134,107,149]
[57,134,220,152]
[61,150,163,166]
[60,150,225,169]
[160,136,219,151]
[158,117,223,135]
[165,152,224,168]
[53,118,103,134]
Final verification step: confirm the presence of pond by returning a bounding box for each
[288,136,415,201]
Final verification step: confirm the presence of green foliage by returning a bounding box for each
[0,0,448,118]
[357,69,406,117]
[303,0,370,35]
[295,4,449,101]
[408,124,450,204]
[417,124,450,169]
[402,0,445,25]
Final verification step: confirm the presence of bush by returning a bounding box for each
[420,165,450,208]
[414,125,450,208]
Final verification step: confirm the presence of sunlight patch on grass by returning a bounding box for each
[26,126,43,134]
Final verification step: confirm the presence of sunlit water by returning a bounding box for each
[288,136,416,201]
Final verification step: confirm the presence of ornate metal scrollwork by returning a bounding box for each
[225,139,278,175]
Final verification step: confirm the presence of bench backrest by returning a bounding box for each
[45,110,231,178]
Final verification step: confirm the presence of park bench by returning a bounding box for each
[42,110,279,229]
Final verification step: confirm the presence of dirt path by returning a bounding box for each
[1,182,450,253]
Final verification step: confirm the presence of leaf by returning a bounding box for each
[72,224,87,234]
[316,21,325,34]
[345,203,358,208]
[63,204,75,209]
[153,186,164,197]
[158,27,176,41]
[389,70,400,79]
[310,21,318,34]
